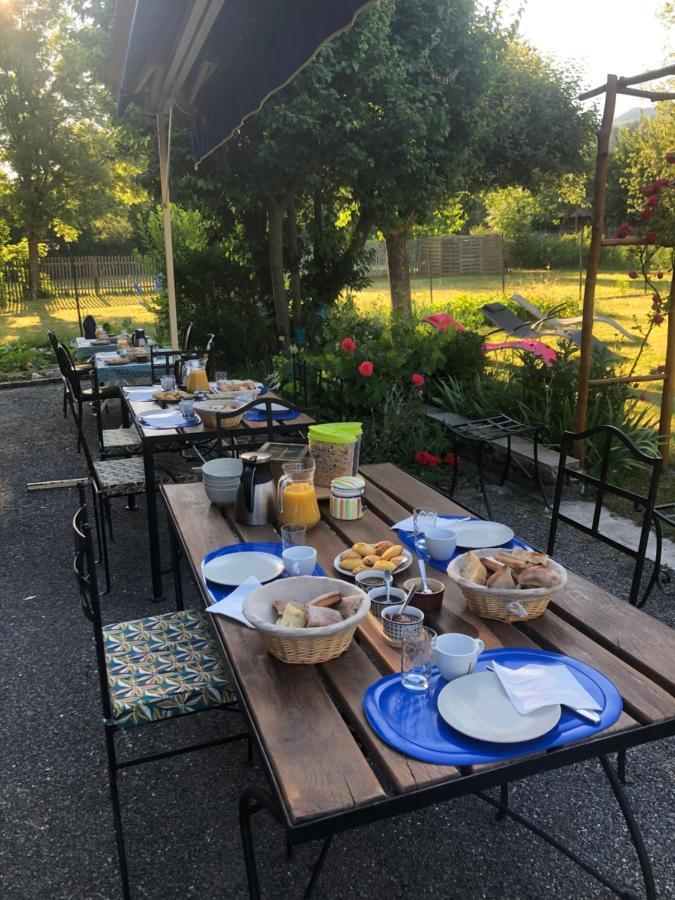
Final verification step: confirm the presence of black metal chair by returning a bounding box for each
[149,347,183,383]
[548,424,662,608]
[90,367,142,459]
[214,395,313,456]
[71,484,248,900]
[48,329,91,417]
[56,343,121,452]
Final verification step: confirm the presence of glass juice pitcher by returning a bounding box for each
[184,355,210,393]
[277,459,320,529]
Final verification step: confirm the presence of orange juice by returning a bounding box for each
[186,366,209,393]
[279,482,320,528]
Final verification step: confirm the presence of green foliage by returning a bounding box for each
[431,341,659,475]
[0,341,52,374]
[483,187,539,240]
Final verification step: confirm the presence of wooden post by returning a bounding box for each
[573,74,618,462]
[659,276,675,468]
[157,109,179,350]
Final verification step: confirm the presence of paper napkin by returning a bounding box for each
[391,515,462,532]
[206,574,260,628]
[492,662,601,716]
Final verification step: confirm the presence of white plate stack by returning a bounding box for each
[201,457,243,506]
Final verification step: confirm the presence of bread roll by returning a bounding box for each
[353,542,376,558]
[339,556,364,571]
[309,591,341,608]
[306,606,342,627]
[278,603,307,628]
[361,555,379,567]
[373,559,397,572]
[339,548,361,561]
[380,544,403,561]
[374,540,394,555]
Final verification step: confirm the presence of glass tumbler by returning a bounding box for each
[413,507,437,552]
[401,626,437,692]
[280,523,307,551]
[160,375,176,391]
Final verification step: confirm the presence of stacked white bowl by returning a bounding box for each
[201,457,243,506]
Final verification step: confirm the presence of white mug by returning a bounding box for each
[424,527,457,561]
[433,632,484,681]
[282,545,317,576]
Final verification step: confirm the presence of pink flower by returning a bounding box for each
[644,233,658,245]
[628,270,638,279]
[666,151,675,164]
[616,222,633,238]
[640,208,653,222]
[340,337,356,353]
[411,373,425,386]
[648,195,660,208]
[358,360,373,377]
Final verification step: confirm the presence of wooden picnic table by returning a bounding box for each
[124,388,315,599]
[162,463,675,899]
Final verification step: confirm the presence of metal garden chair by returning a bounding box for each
[72,484,248,899]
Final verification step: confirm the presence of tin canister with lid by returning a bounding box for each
[330,475,366,520]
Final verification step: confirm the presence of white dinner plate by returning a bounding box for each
[333,548,413,578]
[437,671,560,743]
[451,521,514,548]
[123,387,156,401]
[202,552,284,587]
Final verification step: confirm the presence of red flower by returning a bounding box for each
[340,337,356,353]
[666,151,675,164]
[658,364,666,374]
[415,451,430,465]
[443,452,459,465]
[653,314,665,325]
[652,299,661,310]
[427,454,441,467]
[643,184,655,196]
[657,271,664,279]
[644,233,658,245]
[358,360,373,377]
[616,222,633,238]
[648,195,660,208]
[628,270,638,279]
[640,208,653,222]
[411,373,425,386]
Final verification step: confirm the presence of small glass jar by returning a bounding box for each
[330,475,366,520]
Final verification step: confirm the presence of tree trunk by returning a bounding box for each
[312,197,376,306]
[268,199,291,348]
[26,224,40,300]
[286,196,302,334]
[384,228,412,316]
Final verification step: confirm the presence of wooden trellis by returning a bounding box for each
[574,64,675,466]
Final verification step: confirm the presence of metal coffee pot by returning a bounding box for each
[131,328,147,347]
[235,451,277,526]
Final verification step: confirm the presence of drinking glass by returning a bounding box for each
[413,507,437,552]
[160,375,176,391]
[215,371,229,382]
[179,398,195,419]
[401,626,437,692]
[280,523,307,551]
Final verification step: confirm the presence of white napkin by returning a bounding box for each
[205,574,260,628]
[492,662,601,716]
[391,515,462,532]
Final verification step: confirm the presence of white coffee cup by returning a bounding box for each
[433,632,484,681]
[282,545,317,576]
[424,527,457,561]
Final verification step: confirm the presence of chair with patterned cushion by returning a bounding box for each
[90,367,141,459]
[72,485,248,900]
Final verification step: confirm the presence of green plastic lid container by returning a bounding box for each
[308,422,361,444]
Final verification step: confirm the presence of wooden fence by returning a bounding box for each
[0,254,157,304]
[366,233,504,280]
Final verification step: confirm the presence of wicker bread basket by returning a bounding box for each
[447,548,567,623]
[194,399,245,429]
[243,576,369,663]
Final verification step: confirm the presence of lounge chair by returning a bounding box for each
[480,302,618,358]
[512,294,641,343]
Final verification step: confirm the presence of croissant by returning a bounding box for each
[338,595,362,619]
[373,559,397,572]
[310,591,341,608]
[388,555,406,567]
[352,564,367,575]
[517,565,561,589]
[512,549,549,567]
[374,540,394,555]
[487,566,517,589]
[306,606,342,627]
[279,603,307,628]
[380,544,403,561]
[479,556,502,573]
[353,542,376,558]
[461,551,487,586]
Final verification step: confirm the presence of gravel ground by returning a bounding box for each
[1,383,674,900]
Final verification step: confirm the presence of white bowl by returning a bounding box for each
[204,484,238,506]
[202,458,243,478]
[203,474,241,486]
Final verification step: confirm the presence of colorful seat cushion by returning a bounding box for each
[102,426,142,456]
[102,608,234,728]
[93,456,147,496]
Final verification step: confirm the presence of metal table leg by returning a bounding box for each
[142,442,163,600]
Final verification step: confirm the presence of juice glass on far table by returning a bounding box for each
[277,459,320,529]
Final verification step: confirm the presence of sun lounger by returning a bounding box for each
[511,294,641,343]
[480,302,618,358]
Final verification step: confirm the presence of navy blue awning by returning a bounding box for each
[117,0,374,165]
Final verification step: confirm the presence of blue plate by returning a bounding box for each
[201,541,325,603]
[243,408,300,422]
[397,515,534,573]
[363,648,622,766]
